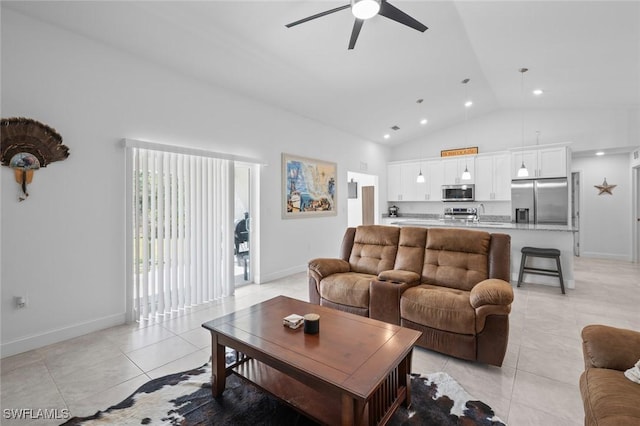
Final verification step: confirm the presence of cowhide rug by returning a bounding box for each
[61,361,506,426]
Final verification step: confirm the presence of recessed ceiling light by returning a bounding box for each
[464,100,473,108]
[533,89,544,96]
[383,134,390,139]
[420,118,428,125]
[595,151,605,156]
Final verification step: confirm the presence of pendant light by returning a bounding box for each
[460,78,471,181]
[517,68,529,178]
[417,140,425,183]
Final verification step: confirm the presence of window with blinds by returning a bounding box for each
[126,143,235,321]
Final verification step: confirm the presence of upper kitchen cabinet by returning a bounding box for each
[417,160,443,201]
[388,162,420,201]
[475,152,511,201]
[511,145,568,180]
[442,156,475,184]
[387,160,443,201]
[387,163,404,201]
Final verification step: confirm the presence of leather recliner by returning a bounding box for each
[580,324,640,426]
[308,225,513,366]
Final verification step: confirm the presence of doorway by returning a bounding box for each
[362,186,375,225]
[234,164,252,285]
[347,171,379,228]
[633,165,640,263]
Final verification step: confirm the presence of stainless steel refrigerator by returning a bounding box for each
[511,178,568,225]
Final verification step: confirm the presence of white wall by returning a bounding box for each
[572,154,633,260]
[0,10,389,356]
[392,108,638,161]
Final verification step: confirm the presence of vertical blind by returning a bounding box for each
[130,146,234,321]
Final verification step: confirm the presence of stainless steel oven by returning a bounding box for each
[442,184,475,202]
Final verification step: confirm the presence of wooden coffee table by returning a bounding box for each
[202,295,421,426]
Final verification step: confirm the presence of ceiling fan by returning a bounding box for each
[285,0,428,50]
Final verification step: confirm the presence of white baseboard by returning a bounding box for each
[255,264,307,284]
[579,252,631,261]
[1,313,125,358]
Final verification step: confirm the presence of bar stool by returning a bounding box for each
[517,247,565,294]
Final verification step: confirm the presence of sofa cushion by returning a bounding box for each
[349,225,400,275]
[400,284,476,335]
[423,228,490,291]
[319,272,374,309]
[580,368,640,426]
[394,227,428,275]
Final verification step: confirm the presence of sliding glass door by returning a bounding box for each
[234,164,252,285]
[126,141,241,322]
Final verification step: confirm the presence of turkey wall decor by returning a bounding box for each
[1,117,70,201]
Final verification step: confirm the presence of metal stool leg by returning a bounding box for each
[555,256,565,294]
[517,253,527,287]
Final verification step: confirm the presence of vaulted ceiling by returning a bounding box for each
[4,1,640,146]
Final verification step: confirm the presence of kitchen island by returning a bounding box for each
[389,219,577,290]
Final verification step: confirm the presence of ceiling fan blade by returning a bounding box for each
[285,4,350,28]
[379,1,428,32]
[348,19,364,50]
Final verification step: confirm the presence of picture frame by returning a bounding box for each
[282,153,337,219]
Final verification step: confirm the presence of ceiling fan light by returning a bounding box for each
[517,162,529,177]
[351,0,380,20]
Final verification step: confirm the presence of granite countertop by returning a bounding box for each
[388,219,577,232]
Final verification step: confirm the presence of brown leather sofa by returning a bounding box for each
[580,324,640,426]
[308,225,513,366]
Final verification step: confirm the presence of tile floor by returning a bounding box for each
[1,257,639,425]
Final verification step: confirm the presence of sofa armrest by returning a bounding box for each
[377,269,421,284]
[581,324,640,371]
[308,258,350,278]
[370,279,418,325]
[469,279,514,309]
[307,258,351,306]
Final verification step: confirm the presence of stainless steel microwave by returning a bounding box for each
[442,184,475,202]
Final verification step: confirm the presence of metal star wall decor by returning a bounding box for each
[595,178,616,195]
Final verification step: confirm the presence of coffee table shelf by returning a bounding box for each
[233,358,340,425]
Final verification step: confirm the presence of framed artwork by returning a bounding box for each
[282,153,337,218]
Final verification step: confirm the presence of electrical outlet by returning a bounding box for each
[15,296,26,308]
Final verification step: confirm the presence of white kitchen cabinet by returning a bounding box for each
[414,160,443,201]
[475,152,511,201]
[388,161,424,201]
[426,160,443,201]
[512,146,567,179]
[442,156,475,184]
[388,160,443,202]
[400,162,421,201]
[387,163,404,201]
[538,147,567,178]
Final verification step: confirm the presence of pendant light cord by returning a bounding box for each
[520,68,526,150]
